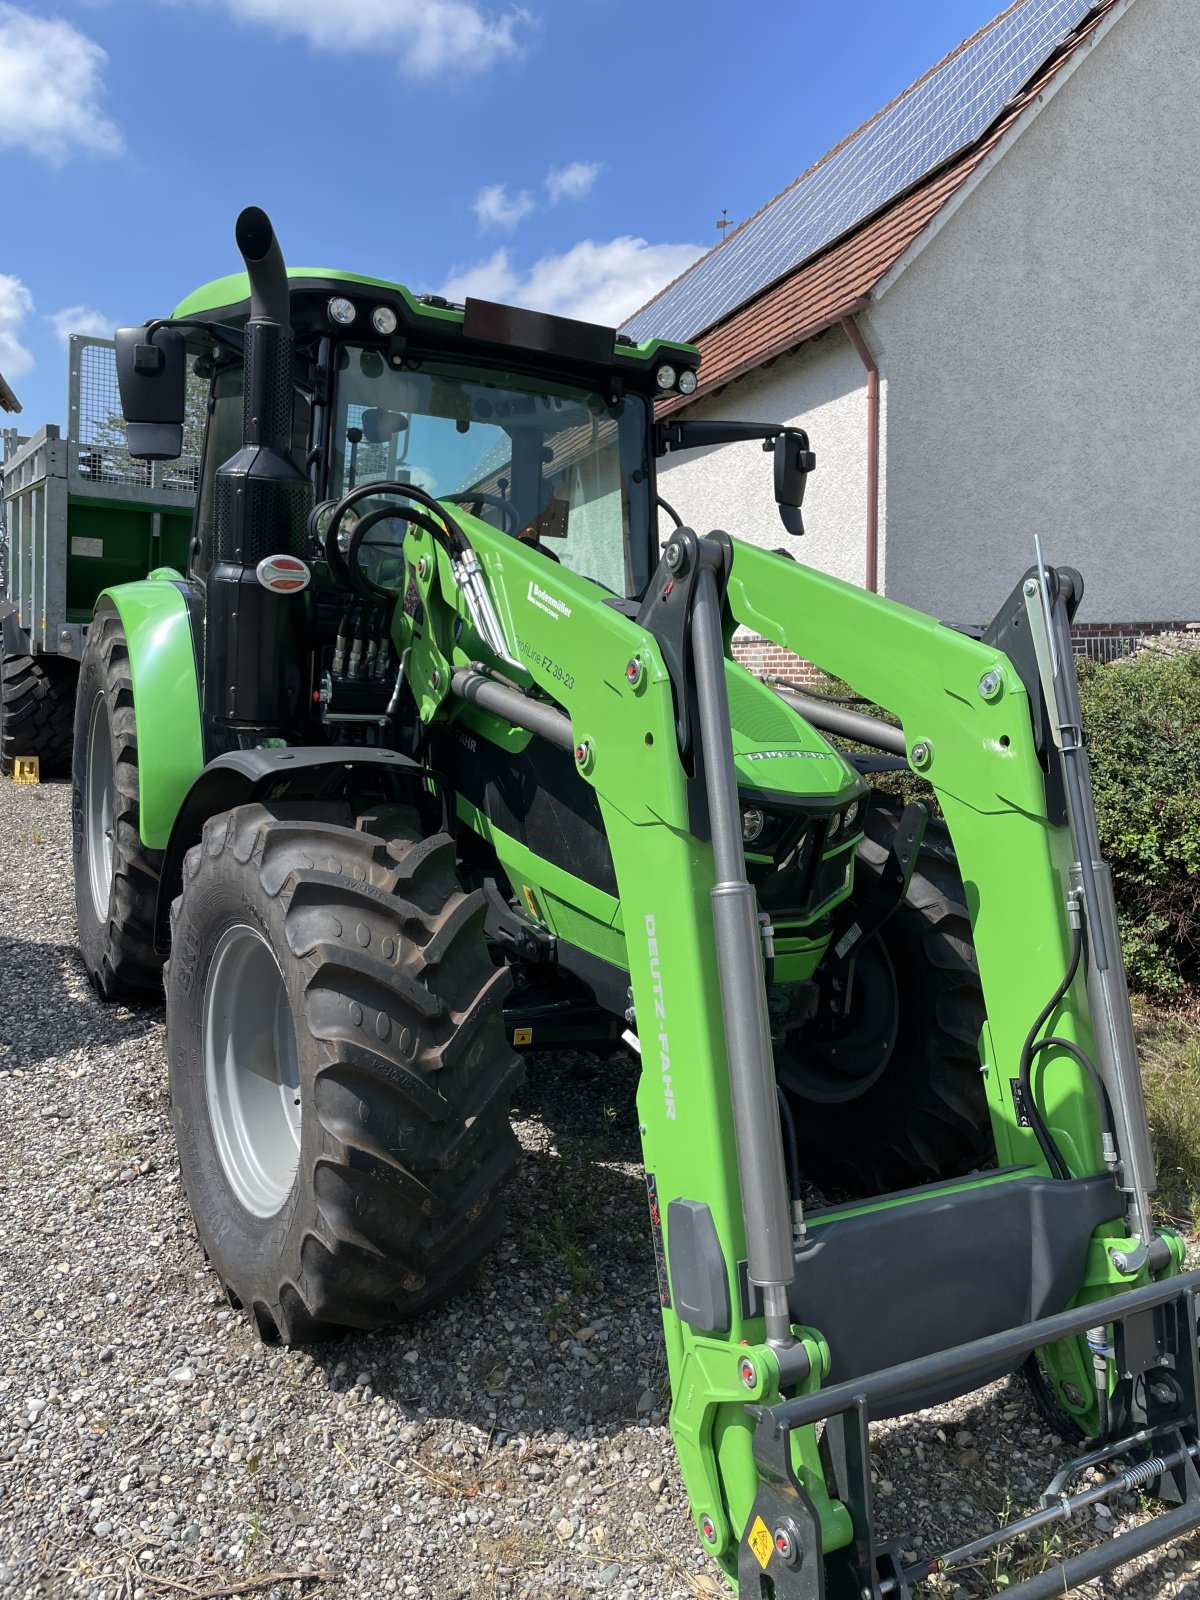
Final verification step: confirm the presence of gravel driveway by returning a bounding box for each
[2,777,1199,1600]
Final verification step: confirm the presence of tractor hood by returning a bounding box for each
[727,665,865,813]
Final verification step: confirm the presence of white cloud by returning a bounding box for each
[0,4,123,164]
[439,236,706,328]
[201,0,529,76]
[473,182,536,232]
[48,305,113,343]
[0,275,34,380]
[546,161,601,205]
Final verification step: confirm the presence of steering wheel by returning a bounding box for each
[445,491,520,533]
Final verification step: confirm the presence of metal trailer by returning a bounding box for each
[0,335,199,775]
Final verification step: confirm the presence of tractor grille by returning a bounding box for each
[542,894,627,968]
[726,671,802,744]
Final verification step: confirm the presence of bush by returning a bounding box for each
[1078,650,1200,998]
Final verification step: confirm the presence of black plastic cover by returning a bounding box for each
[668,1199,732,1335]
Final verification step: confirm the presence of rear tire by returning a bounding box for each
[778,802,990,1195]
[2,652,76,777]
[71,612,164,999]
[165,803,523,1343]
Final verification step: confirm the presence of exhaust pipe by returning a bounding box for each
[236,204,291,328]
[203,206,314,736]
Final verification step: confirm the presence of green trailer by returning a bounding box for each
[0,335,199,776]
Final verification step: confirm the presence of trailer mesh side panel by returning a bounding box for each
[74,340,204,494]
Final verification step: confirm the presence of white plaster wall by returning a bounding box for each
[876,0,1200,623]
[655,326,879,592]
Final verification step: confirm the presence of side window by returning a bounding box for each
[191,368,312,578]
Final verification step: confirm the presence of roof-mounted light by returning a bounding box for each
[678,369,698,396]
[328,296,357,326]
[372,305,398,336]
[655,363,678,391]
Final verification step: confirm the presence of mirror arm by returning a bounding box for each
[143,317,245,357]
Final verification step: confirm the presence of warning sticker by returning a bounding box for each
[71,536,103,559]
[512,1027,533,1046]
[747,1516,774,1570]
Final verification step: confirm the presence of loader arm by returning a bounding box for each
[395,512,1189,1594]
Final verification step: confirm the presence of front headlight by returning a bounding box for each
[742,808,765,843]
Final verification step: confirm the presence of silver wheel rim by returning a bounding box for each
[202,924,302,1218]
[85,691,115,922]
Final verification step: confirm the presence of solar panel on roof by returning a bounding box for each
[622,0,1097,345]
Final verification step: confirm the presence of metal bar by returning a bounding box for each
[906,1441,1190,1580]
[975,1500,1200,1600]
[1026,571,1158,1258]
[449,667,574,752]
[762,1271,1200,1431]
[772,683,907,757]
[691,559,795,1345]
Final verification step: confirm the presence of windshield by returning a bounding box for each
[329,347,653,597]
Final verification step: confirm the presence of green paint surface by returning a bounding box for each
[97,579,203,848]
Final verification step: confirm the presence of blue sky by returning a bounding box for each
[2,0,1005,429]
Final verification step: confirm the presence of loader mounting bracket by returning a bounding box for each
[981,563,1083,827]
[739,1270,1200,1600]
[634,527,733,839]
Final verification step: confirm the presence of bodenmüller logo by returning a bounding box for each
[527,580,572,620]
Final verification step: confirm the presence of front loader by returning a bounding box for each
[72,207,1200,1598]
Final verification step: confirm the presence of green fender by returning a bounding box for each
[96,573,203,849]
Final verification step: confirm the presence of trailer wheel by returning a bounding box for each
[165,803,523,1343]
[1,652,76,777]
[777,802,990,1195]
[71,612,164,998]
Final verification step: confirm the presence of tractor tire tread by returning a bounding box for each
[167,804,522,1345]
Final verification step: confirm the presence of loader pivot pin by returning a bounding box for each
[773,1522,802,1567]
[739,1356,758,1389]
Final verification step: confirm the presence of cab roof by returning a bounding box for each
[173,267,701,391]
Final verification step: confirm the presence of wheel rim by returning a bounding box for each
[777,937,900,1105]
[85,691,116,922]
[203,924,302,1218]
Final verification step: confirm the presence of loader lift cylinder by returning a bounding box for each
[1036,576,1162,1267]
[690,550,796,1347]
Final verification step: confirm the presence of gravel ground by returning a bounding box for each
[3,777,1200,1600]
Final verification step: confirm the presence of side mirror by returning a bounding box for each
[360,407,409,445]
[115,326,187,460]
[773,428,815,537]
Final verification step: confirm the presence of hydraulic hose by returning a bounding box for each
[1017,914,1115,1183]
[1018,921,1083,1181]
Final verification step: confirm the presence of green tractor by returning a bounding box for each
[73,207,1200,1597]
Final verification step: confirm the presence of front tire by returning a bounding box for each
[71,613,163,999]
[166,803,523,1343]
[778,802,990,1194]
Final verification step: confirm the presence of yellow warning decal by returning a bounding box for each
[13,756,40,785]
[747,1515,774,1570]
[521,886,541,921]
[513,1027,533,1046]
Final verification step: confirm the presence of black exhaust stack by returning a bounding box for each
[204,206,313,738]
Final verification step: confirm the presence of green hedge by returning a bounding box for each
[1078,650,1200,998]
[807,650,1200,997]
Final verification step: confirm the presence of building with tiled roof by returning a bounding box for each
[635,0,1199,648]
